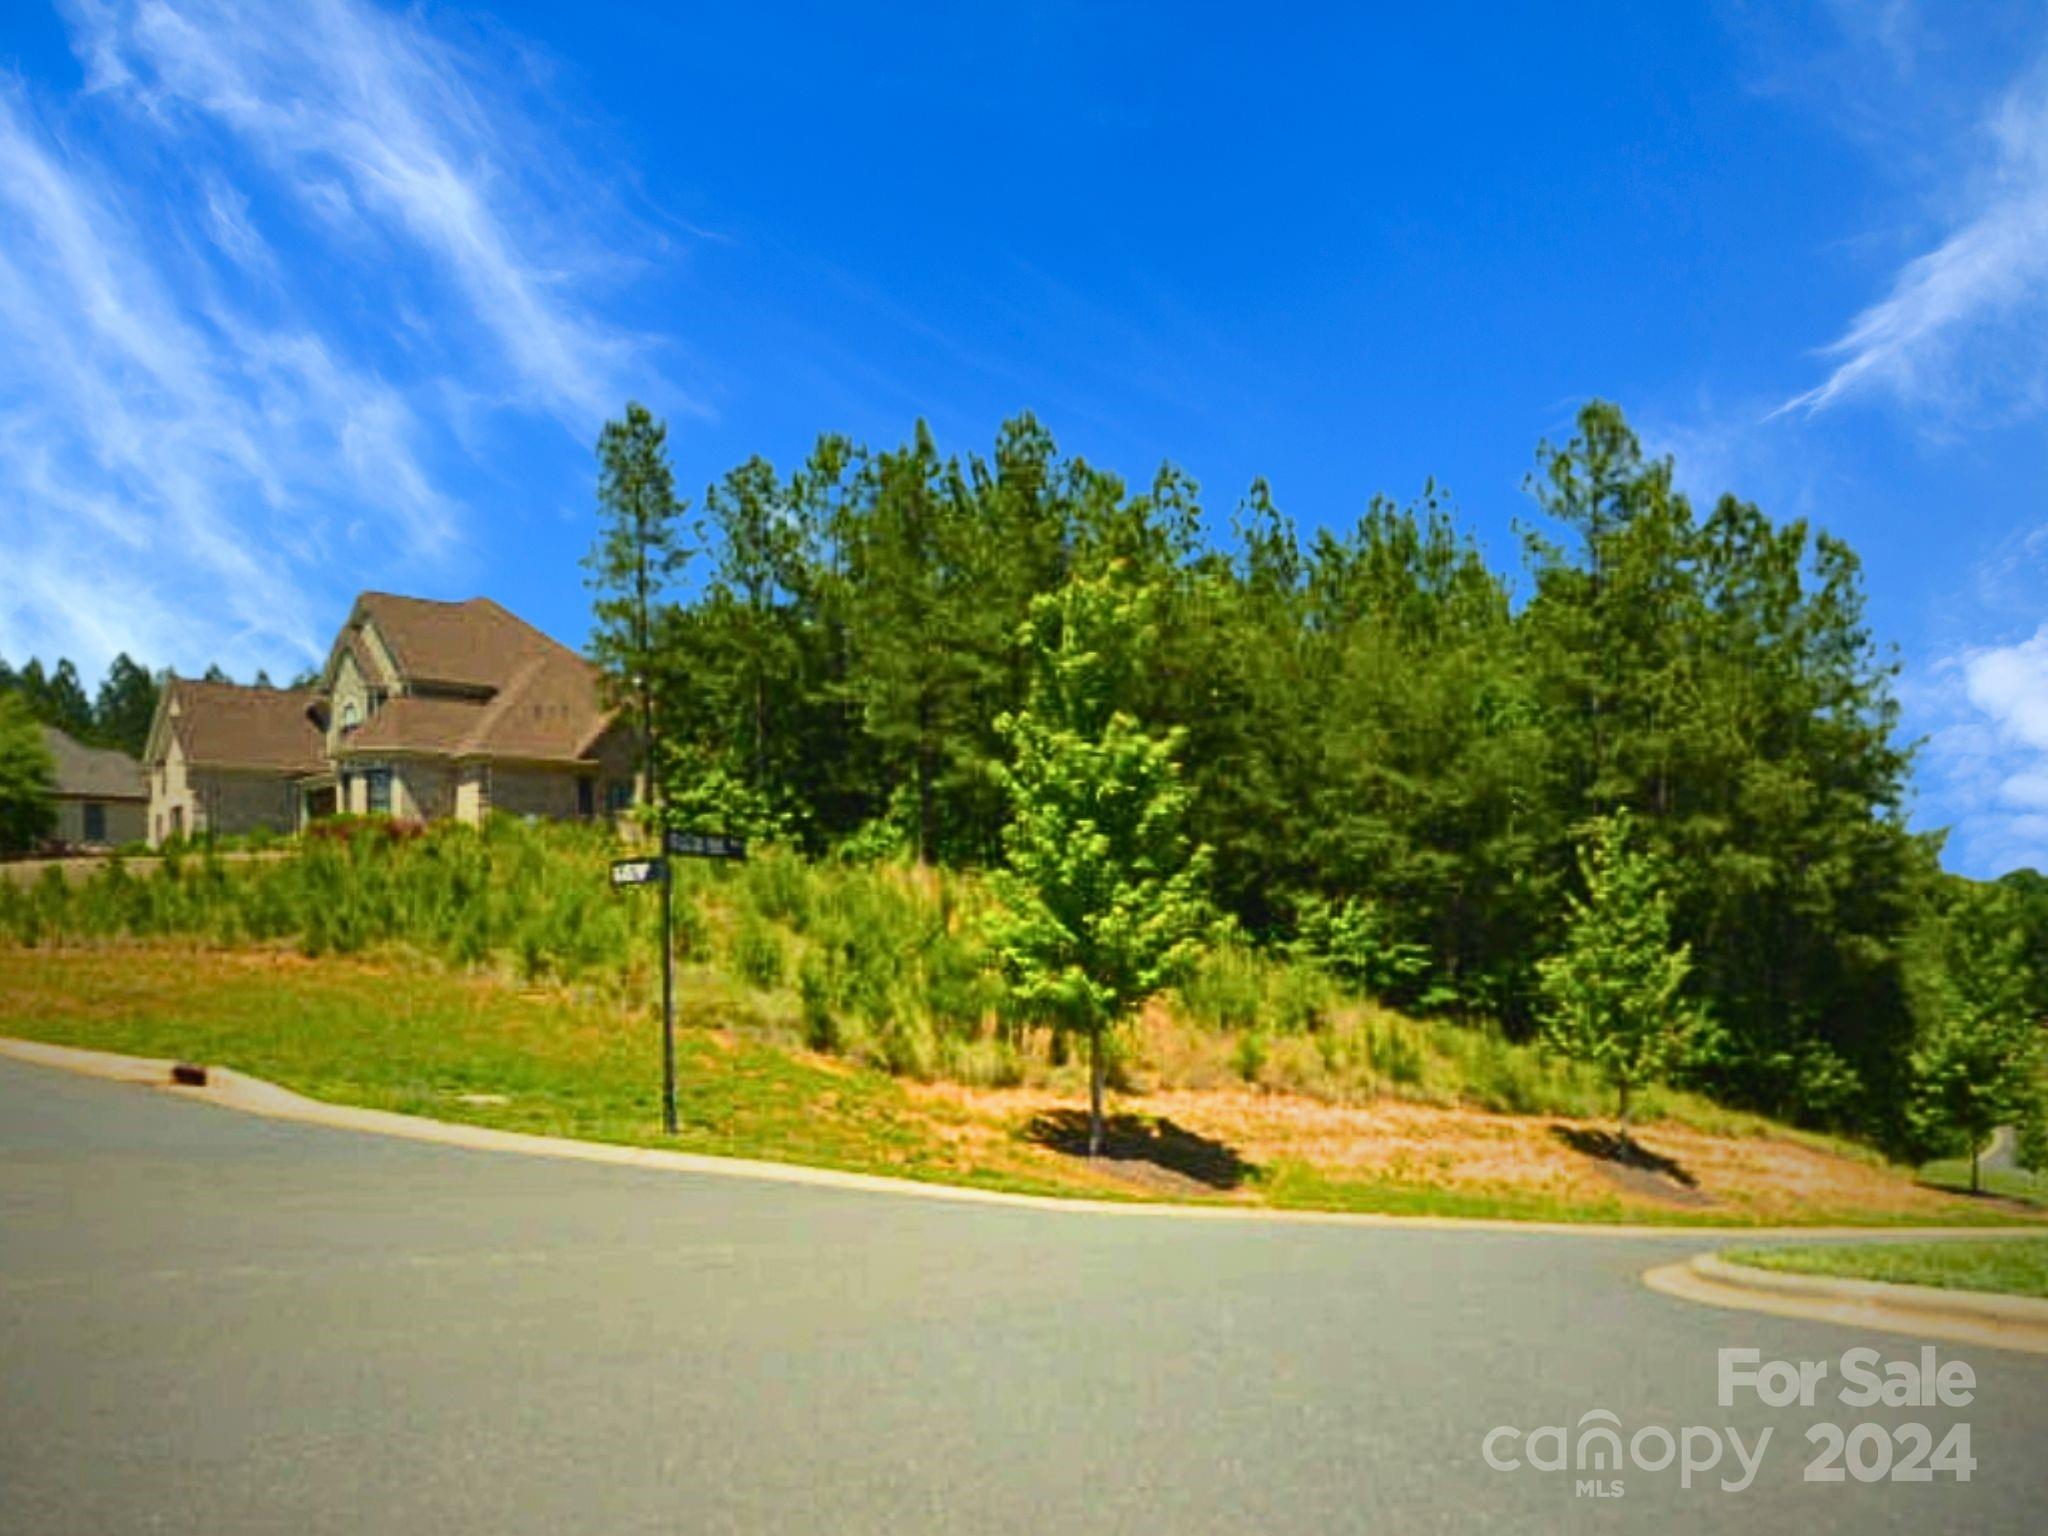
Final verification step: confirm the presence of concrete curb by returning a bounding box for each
[1642,1250,2048,1357]
[7,1033,2048,1241]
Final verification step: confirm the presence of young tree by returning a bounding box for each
[1536,812,1699,1123]
[585,401,690,819]
[1906,887,2043,1192]
[987,566,1211,1156]
[0,693,56,853]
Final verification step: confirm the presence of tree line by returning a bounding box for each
[589,398,2047,1154]
[0,653,161,758]
[0,654,322,761]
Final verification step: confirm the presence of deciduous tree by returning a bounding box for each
[0,693,56,853]
[988,567,1210,1155]
[1537,812,1700,1123]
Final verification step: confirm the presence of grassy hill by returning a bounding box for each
[0,818,2038,1226]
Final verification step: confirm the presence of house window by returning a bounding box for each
[577,777,594,818]
[605,780,632,814]
[341,700,360,734]
[84,803,106,843]
[366,768,392,815]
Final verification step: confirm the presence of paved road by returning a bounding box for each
[1983,1125,2025,1176]
[2,1058,2043,1534]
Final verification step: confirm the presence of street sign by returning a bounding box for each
[610,857,667,888]
[666,830,748,861]
[611,828,739,1141]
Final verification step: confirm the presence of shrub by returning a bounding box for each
[1293,896,1431,1003]
[1178,943,1264,1033]
[1233,1029,1271,1084]
[1366,1015,1428,1088]
[731,918,786,990]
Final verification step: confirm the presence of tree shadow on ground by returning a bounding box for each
[1550,1124,1700,1188]
[1024,1110,1254,1193]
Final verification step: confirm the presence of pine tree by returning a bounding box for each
[93,654,161,757]
[585,401,690,819]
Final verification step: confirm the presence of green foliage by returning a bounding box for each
[986,567,1213,1151]
[598,402,1940,1146]
[2016,1093,2048,1178]
[0,820,1851,1139]
[1292,895,1431,1003]
[1536,812,1701,1120]
[1176,941,1266,1033]
[584,400,690,819]
[730,916,786,990]
[1,650,162,755]
[0,818,644,980]
[1904,885,2045,1186]
[0,693,57,853]
[92,654,161,757]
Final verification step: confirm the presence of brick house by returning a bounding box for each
[43,726,148,848]
[145,679,326,844]
[143,593,637,845]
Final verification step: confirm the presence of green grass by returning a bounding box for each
[1919,1155,2048,1208]
[0,822,1919,1174]
[0,945,1110,1201]
[3,936,2037,1228]
[1723,1238,2048,1298]
[1259,1159,1645,1224]
[1256,1162,2048,1229]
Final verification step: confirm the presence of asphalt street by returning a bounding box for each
[1,1057,2043,1534]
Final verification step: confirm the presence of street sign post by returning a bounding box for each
[611,833,746,1137]
[610,852,675,1131]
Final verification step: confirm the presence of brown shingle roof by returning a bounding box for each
[355,593,550,692]
[466,652,614,761]
[42,726,146,800]
[333,592,619,765]
[160,679,326,773]
[339,655,616,764]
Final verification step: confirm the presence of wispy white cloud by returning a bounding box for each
[1777,46,2048,420]
[1911,627,2048,873]
[68,0,655,429]
[0,0,680,682]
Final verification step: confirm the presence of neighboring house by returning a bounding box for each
[143,592,637,845]
[42,726,147,848]
[145,679,326,845]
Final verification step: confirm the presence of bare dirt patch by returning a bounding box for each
[906,1078,2034,1222]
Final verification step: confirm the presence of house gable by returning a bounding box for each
[327,592,617,768]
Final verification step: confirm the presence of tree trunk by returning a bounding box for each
[1089,1029,1105,1158]
[1972,1143,1981,1195]
[1616,1078,1631,1128]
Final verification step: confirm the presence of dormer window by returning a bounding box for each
[341,701,361,734]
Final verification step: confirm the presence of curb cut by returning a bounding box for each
[6,1033,2048,1242]
[1643,1250,2048,1357]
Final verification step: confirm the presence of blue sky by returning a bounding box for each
[2,1,2046,874]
